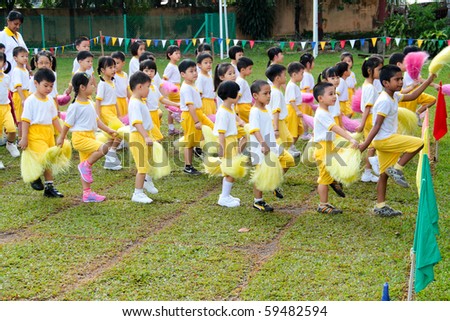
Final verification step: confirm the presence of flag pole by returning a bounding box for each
[435,141,439,162]
[407,248,415,301]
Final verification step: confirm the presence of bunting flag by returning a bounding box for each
[241,40,247,47]
[105,36,111,45]
[198,37,204,44]
[249,40,255,49]
[448,40,450,46]
[340,40,346,49]
[146,39,152,47]
[211,37,216,44]
[192,38,197,46]
[320,41,326,50]
[311,41,316,49]
[131,38,136,44]
[112,37,117,46]
[349,39,356,48]
[218,38,223,45]
[408,38,413,46]
[418,39,424,48]
[226,38,231,46]
[169,39,175,45]
[330,40,336,50]
[176,39,182,47]
[61,46,64,54]
[371,37,377,47]
[395,37,401,46]
[233,39,239,46]
[93,37,97,45]
[206,37,210,44]
[161,40,167,48]
[185,39,189,45]
[301,41,307,49]
[279,41,285,50]
[34,48,38,54]
[438,40,444,48]
[118,37,124,46]
[49,47,54,54]
[360,38,365,47]
[124,38,130,49]
[289,41,295,50]
[154,39,160,47]
[386,37,391,45]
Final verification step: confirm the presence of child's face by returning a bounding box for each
[14,51,28,66]
[291,69,304,83]
[136,81,150,98]
[0,47,5,53]
[344,66,351,78]
[82,76,96,96]
[34,79,54,97]
[373,64,383,80]
[318,86,337,106]
[102,64,116,78]
[79,57,93,71]
[181,66,198,83]
[253,84,271,105]
[241,65,253,77]
[137,44,146,58]
[198,57,213,73]
[142,67,156,80]
[326,75,340,87]
[276,70,287,85]
[36,56,51,70]
[342,56,353,68]
[274,52,284,64]
[220,67,236,82]
[169,50,181,63]
[76,40,90,52]
[396,61,406,72]
[234,51,244,61]
[383,71,403,92]
[113,58,125,72]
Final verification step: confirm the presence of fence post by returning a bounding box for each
[123,14,128,53]
[40,14,45,49]
[205,13,208,41]
[89,15,93,41]
[160,15,164,39]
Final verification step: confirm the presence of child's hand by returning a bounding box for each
[19,137,28,150]
[355,125,364,133]
[359,141,369,152]
[274,129,280,139]
[261,142,270,155]
[145,136,153,146]
[350,139,359,149]
[56,136,64,147]
[194,121,202,130]
[238,121,245,127]
[296,111,303,117]
[108,129,117,138]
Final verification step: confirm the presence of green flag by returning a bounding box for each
[413,155,441,293]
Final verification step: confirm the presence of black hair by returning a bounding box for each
[228,45,244,60]
[195,43,212,56]
[111,51,126,62]
[313,82,334,101]
[266,46,283,67]
[0,52,11,74]
[75,36,89,47]
[12,46,27,57]
[97,56,116,81]
[30,50,57,71]
[340,52,354,63]
[77,50,94,62]
[178,59,196,74]
[300,53,314,69]
[287,61,305,76]
[317,66,338,83]
[403,45,420,56]
[265,64,286,82]
[166,45,180,60]
[214,62,234,91]
[217,80,240,100]
[361,56,383,78]
[196,53,213,64]
[0,43,5,49]
[71,72,90,103]
[139,51,155,63]
[130,40,144,56]
[7,10,24,23]
[129,71,151,91]
[250,79,270,95]
[34,68,55,84]
[335,62,349,78]
[139,59,157,73]
[388,53,405,66]
[371,54,384,64]
[379,65,402,86]
[236,57,253,72]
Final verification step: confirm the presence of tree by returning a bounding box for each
[236,0,275,39]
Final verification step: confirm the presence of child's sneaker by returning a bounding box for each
[218,195,240,208]
[103,151,122,170]
[183,165,201,175]
[78,161,93,183]
[416,112,423,127]
[6,142,20,158]
[193,147,204,159]
[253,200,274,212]
[31,178,44,190]
[273,188,284,199]
[329,181,346,197]
[386,167,410,188]
[44,184,64,198]
[0,161,4,169]
[317,203,343,214]
[373,205,402,217]
[229,195,240,203]
[144,180,159,194]
[300,133,312,141]
[368,156,380,175]
[361,171,379,183]
[168,128,182,136]
[131,192,153,204]
[288,145,301,157]
[83,191,106,203]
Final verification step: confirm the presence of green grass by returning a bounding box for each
[0,50,449,301]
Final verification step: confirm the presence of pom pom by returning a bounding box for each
[203,156,222,176]
[325,147,362,186]
[302,114,314,129]
[250,151,284,192]
[220,154,249,179]
[165,105,181,113]
[201,125,219,155]
[59,111,67,121]
[310,104,318,111]
[351,88,362,113]
[173,135,185,153]
[302,93,314,104]
[429,45,450,75]
[398,107,420,136]
[116,126,130,140]
[120,114,129,125]
[342,115,360,132]
[96,132,109,143]
[57,94,71,106]
[301,139,316,165]
[21,149,44,183]
[108,118,125,131]
[405,51,429,81]
[207,114,216,123]
[160,80,179,95]
[149,141,171,179]
[442,84,450,96]
[43,140,72,176]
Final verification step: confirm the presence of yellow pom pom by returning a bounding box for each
[201,125,219,155]
[203,156,222,176]
[116,126,130,140]
[61,139,72,160]
[429,45,450,75]
[326,147,362,186]
[108,118,125,131]
[250,151,284,192]
[220,154,249,179]
[301,139,316,165]
[43,141,72,176]
[149,141,171,180]
[21,149,44,183]
[243,123,251,140]
[173,135,185,153]
[398,107,419,136]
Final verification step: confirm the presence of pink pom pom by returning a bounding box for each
[404,51,429,81]
[351,88,362,113]
[342,115,360,133]
[120,115,129,125]
[57,94,71,106]
[165,105,181,113]
[302,114,314,129]
[310,103,318,111]
[161,81,179,94]
[442,84,450,96]
[59,111,66,121]
[302,93,314,104]
[207,114,216,123]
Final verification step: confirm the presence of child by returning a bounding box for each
[299,53,315,140]
[360,66,436,216]
[127,71,156,204]
[72,36,91,74]
[11,46,29,139]
[57,73,116,202]
[249,80,295,212]
[75,50,95,77]
[335,61,353,118]
[341,52,357,103]
[267,46,284,67]
[356,56,384,182]
[29,50,59,107]
[129,40,145,76]
[195,43,212,56]
[0,52,19,162]
[179,59,214,175]
[228,45,244,75]
[313,82,359,214]
[111,51,130,118]
[235,57,253,123]
[195,53,216,117]
[163,45,182,136]
[95,56,123,170]
[139,51,162,89]
[19,68,63,197]
[318,67,342,127]
[214,81,241,208]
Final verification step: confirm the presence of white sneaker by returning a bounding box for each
[103,151,122,170]
[300,133,312,141]
[368,156,380,175]
[218,195,240,208]
[229,195,240,203]
[6,142,20,158]
[144,180,159,194]
[288,145,301,157]
[361,171,379,183]
[116,140,125,151]
[131,192,153,204]
[0,161,4,169]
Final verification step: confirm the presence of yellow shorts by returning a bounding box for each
[150,110,163,141]
[130,131,153,174]
[168,84,180,103]
[399,92,436,113]
[277,119,293,147]
[12,90,30,122]
[27,124,55,155]
[116,97,128,117]
[279,149,295,170]
[0,104,16,133]
[72,131,104,163]
[237,124,246,139]
[100,104,123,128]
[340,101,353,117]
[348,87,355,101]
[314,141,335,185]
[300,103,314,116]
[363,113,374,149]
[286,104,304,138]
[372,134,423,174]
[202,98,217,116]
[236,103,251,123]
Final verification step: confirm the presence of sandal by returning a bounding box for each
[330,180,346,198]
[317,203,343,214]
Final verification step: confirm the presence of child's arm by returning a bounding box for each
[252,131,270,155]
[402,74,437,102]
[235,115,245,127]
[52,117,62,135]
[95,99,102,117]
[97,119,117,137]
[134,123,153,146]
[272,111,280,139]
[359,114,385,152]
[355,107,371,133]
[56,125,70,147]
[159,96,180,108]
[218,132,225,158]
[19,121,30,149]
[331,124,358,148]
[188,104,202,130]
[16,86,25,106]
[115,103,121,118]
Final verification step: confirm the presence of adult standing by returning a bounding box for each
[0,10,29,70]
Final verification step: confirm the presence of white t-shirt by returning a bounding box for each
[195,73,215,99]
[65,100,98,132]
[11,66,30,91]
[402,71,414,89]
[146,85,162,111]
[266,86,287,120]
[285,80,302,107]
[180,83,202,112]
[0,28,28,70]
[21,94,57,125]
[346,71,357,89]
[153,72,162,89]
[329,97,341,118]
[373,79,383,94]
[128,57,140,76]
[29,71,58,98]
[113,71,128,98]
[313,107,336,142]
[163,62,181,84]
[336,77,349,101]
[300,71,314,92]
[360,82,378,114]
[129,97,153,132]
[72,58,94,75]
[96,80,117,105]
[0,73,10,104]
[236,76,252,104]
[214,105,237,137]
[373,91,404,141]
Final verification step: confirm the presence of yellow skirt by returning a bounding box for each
[0,104,16,133]
[27,124,55,155]
[150,110,163,141]
[314,141,335,185]
[236,103,252,123]
[72,131,103,163]
[340,101,353,118]
[168,84,180,103]
[12,90,30,122]
[223,135,238,159]
[276,119,293,147]
[202,98,217,116]
[100,104,123,127]
[116,97,128,117]
[130,130,153,174]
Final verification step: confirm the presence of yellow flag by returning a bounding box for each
[226,38,231,46]
[94,37,97,45]
[192,38,197,46]
[371,37,377,47]
[418,39,424,48]
[146,39,152,47]
[320,41,326,50]
[62,46,64,54]
[112,37,117,46]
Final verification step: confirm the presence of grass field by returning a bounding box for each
[0,49,449,301]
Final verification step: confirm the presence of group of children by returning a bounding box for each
[0,37,439,216]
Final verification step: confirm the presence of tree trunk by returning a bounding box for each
[294,0,301,39]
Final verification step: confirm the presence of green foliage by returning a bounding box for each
[420,27,449,57]
[236,0,275,39]
[379,14,409,38]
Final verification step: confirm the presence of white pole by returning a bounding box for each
[224,0,229,58]
[313,0,319,58]
[219,0,224,60]
[407,248,415,301]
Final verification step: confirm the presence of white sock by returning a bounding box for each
[109,148,117,154]
[168,124,175,130]
[145,175,153,182]
[364,168,371,174]
[134,188,144,194]
[221,178,233,198]
[254,198,263,203]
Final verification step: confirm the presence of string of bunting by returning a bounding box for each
[30,35,450,55]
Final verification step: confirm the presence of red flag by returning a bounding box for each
[249,40,255,49]
[340,40,346,49]
[433,82,448,141]
[386,37,391,45]
[289,41,295,50]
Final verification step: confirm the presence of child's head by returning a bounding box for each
[335,61,350,78]
[217,80,240,101]
[340,52,354,69]
[361,56,383,79]
[33,68,55,95]
[76,51,94,71]
[178,59,197,82]
[75,36,90,52]
[267,47,284,67]
[138,51,156,63]
[265,64,286,84]
[250,80,271,105]
[214,62,236,90]
[388,53,405,71]
[139,59,157,79]
[31,50,56,72]
[97,56,116,79]
[379,65,402,90]
[403,45,420,56]
[287,62,305,83]
[12,46,28,65]
[228,45,244,61]
[111,51,126,72]
[0,43,5,53]
[130,40,145,57]
[72,72,94,101]
[0,52,11,73]
[196,53,213,73]
[300,53,315,70]
[313,82,335,106]
[195,43,212,56]
[166,45,181,62]
[129,71,151,96]
[237,57,253,76]
[318,67,339,87]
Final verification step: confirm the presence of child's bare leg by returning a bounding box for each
[376,173,388,204]
[397,144,424,167]
[318,184,328,204]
